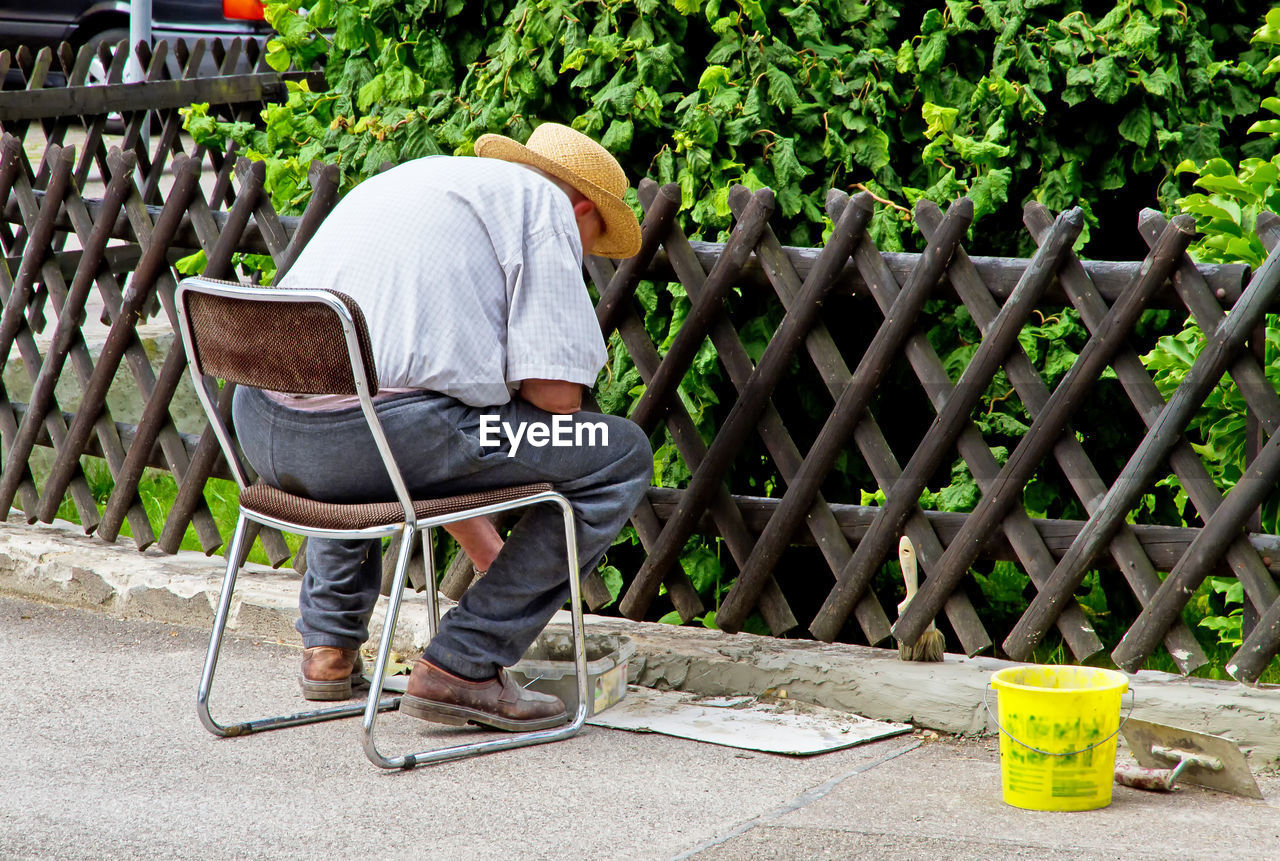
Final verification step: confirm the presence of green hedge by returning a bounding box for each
[189,0,1275,255]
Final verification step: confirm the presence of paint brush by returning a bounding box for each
[897,535,944,662]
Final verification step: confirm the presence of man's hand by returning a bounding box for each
[518,378,582,414]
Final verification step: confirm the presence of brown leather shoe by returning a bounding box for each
[298,646,368,701]
[399,659,567,731]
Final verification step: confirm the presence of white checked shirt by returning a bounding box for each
[276,156,607,407]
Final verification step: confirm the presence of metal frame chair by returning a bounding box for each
[174,275,589,769]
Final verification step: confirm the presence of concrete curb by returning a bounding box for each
[3,514,1278,766]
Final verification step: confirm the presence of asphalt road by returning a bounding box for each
[1,596,1277,860]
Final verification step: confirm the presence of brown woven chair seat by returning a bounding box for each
[239,482,555,531]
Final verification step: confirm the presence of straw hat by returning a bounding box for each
[474,123,642,259]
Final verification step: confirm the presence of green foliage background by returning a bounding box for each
[183,1,1280,672]
[191,0,1276,253]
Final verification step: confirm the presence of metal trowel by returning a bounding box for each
[1115,718,1262,799]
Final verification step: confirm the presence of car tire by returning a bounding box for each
[80,26,130,133]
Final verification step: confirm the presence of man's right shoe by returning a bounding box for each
[298,646,367,701]
[399,658,568,731]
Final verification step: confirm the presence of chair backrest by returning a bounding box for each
[174,276,416,522]
[176,277,379,396]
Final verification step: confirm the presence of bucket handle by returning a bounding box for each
[984,682,1135,758]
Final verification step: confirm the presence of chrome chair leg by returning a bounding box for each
[363,523,418,767]
[421,526,439,642]
[197,514,398,737]
[362,493,590,770]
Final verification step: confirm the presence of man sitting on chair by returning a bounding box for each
[231,123,652,731]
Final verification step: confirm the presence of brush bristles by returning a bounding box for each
[898,629,945,662]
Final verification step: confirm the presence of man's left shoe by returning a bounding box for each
[399,658,568,731]
[298,646,368,701]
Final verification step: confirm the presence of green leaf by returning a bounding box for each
[1140,66,1171,96]
[680,544,722,594]
[917,32,948,74]
[697,64,732,93]
[174,249,207,276]
[952,135,1011,164]
[921,102,959,139]
[765,64,799,109]
[601,119,634,152]
[1194,173,1257,200]
[1119,103,1152,146]
[1090,57,1126,103]
[851,128,890,172]
[599,564,624,607]
[770,136,809,187]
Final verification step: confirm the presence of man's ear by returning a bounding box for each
[572,198,596,220]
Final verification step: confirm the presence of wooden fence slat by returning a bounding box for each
[0,74,298,123]
[0,140,69,365]
[0,142,107,531]
[1187,211,1280,684]
[594,182,680,335]
[716,197,974,633]
[158,381,235,554]
[235,159,291,259]
[624,189,875,634]
[802,199,1081,653]
[629,180,884,633]
[893,215,1195,648]
[96,162,268,542]
[582,254,722,622]
[58,151,223,551]
[628,189,776,432]
[944,202,1209,671]
[1113,424,1280,672]
[719,187,972,647]
[33,154,202,524]
[601,193,794,625]
[999,221,1280,660]
[0,141,51,517]
[619,188,881,635]
[586,194,754,620]
[885,201,1105,659]
[0,149,136,516]
[3,146,159,539]
[158,162,341,560]
[0,390,41,518]
[809,207,1084,644]
[639,489,1280,574]
[1134,211,1280,619]
[157,161,343,562]
[656,242,1250,313]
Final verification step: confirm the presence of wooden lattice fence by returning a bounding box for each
[3,39,1280,684]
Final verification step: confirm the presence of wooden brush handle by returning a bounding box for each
[899,535,918,601]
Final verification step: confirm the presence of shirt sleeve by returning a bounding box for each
[505,226,608,387]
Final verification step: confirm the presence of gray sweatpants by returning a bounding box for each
[232,386,652,679]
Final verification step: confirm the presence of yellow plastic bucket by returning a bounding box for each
[988,665,1130,811]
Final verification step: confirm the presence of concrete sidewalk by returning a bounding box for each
[1,596,1276,860]
[3,514,1280,765]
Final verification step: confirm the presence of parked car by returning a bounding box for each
[0,0,272,81]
